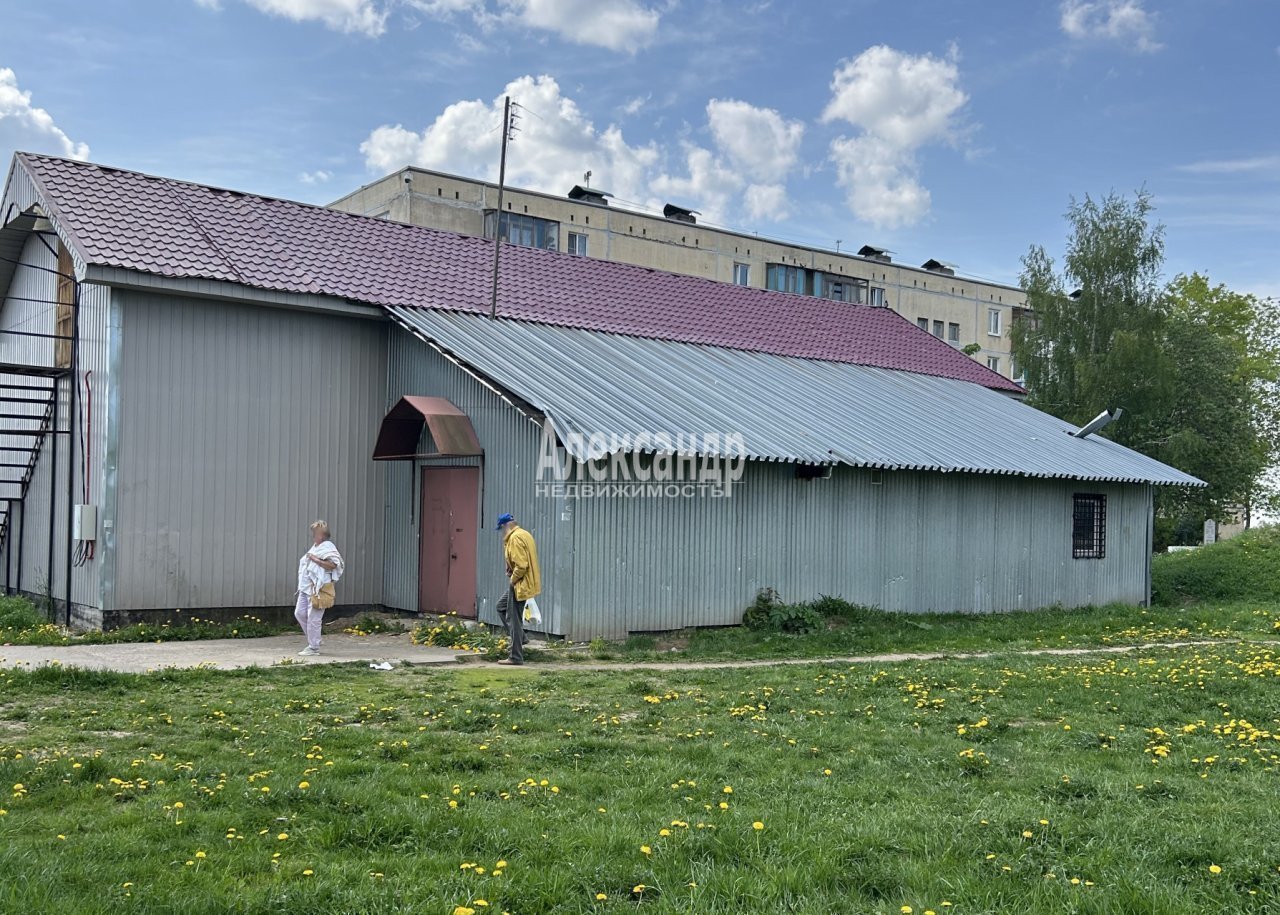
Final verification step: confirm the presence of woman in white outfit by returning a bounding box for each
[295,520,344,656]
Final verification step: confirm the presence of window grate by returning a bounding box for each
[1072,494,1106,559]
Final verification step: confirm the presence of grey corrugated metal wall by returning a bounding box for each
[0,234,111,622]
[570,464,1153,638]
[383,326,567,634]
[385,325,1155,641]
[111,290,387,610]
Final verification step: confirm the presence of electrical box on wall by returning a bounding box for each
[73,504,97,541]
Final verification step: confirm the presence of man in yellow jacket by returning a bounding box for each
[495,512,541,665]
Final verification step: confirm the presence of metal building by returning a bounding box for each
[0,154,1202,637]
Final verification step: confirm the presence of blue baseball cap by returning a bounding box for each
[495,512,515,530]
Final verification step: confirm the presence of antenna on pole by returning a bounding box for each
[489,95,517,320]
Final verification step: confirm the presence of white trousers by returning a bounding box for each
[294,591,322,649]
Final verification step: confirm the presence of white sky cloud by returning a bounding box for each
[360,76,803,225]
[1060,0,1161,53]
[706,98,804,184]
[207,0,389,35]
[1175,155,1280,175]
[820,45,969,230]
[298,168,333,183]
[504,0,660,52]
[361,74,661,207]
[200,0,663,49]
[0,68,90,161]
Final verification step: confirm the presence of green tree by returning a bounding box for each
[1011,192,1280,542]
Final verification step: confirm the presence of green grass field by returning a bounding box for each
[568,600,1277,663]
[3,635,1279,913]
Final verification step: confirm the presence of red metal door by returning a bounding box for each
[418,467,479,617]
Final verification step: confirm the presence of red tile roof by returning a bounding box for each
[15,153,1023,393]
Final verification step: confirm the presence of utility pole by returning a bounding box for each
[489,96,515,320]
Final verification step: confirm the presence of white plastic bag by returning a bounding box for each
[523,597,542,625]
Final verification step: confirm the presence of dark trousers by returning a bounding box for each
[496,585,526,664]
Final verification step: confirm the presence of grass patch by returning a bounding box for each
[0,597,286,647]
[411,614,509,659]
[1,641,1278,913]
[534,600,1277,665]
[1152,527,1280,606]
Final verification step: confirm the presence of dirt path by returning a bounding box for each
[510,638,1256,672]
[0,636,1264,676]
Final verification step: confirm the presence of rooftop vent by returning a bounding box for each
[921,258,957,276]
[858,244,893,263]
[662,203,700,224]
[568,185,612,206]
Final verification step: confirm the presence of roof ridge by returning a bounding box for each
[10,153,1025,394]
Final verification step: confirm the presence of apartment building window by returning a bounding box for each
[917,318,929,331]
[484,211,559,251]
[733,263,750,286]
[766,264,812,295]
[932,320,944,338]
[567,232,588,256]
[820,274,866,303]
[868,286,886,307]
[1072,494,1107,559]
[948,322,960,343]
[988,307,1002,337]
[987,356,1000,373]
[1011,357,1025,385]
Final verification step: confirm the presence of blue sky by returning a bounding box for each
[1,0,1277,294]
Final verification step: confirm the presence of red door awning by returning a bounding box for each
[372,396,483,461]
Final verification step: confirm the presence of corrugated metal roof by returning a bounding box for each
[390,307,1204,487]
[10,152,1023,392]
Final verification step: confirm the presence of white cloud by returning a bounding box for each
[1175,155,1280,175]
[0,68,90,161]
[204,0,663,48]
[820,45,969,230]
[502,0,660,52]
[360,76,803,225]
[742,183,788,221]
[298,169,333,184]
[210,0,389,35]
[828,136,930,228]
[1060,0,1161,53]
[619,93,650,117]
[706,98,804,184]
[361,75,661,207]
[651,144,742,223]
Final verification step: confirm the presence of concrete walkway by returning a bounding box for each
[0,633,469,673]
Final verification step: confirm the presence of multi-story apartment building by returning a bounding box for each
[330,168,1028,381]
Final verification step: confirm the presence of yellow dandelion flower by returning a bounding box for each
[195,851,206,859]
[452,908,476,915]
[633,885,646,894]
[277,833,289,841]
[595,892,607,901]
[659,829,671,837]
[1022,830,1033,838]
[640,845,651,855]
[302,869,314,877]
[753,821,764,831]
[1209,865,1222,875]
[298,781,310,790]
[496,860,507,869]
[723,786,733,794]
[901,907,913,914]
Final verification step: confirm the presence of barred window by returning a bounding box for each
[1072,494,1106,559]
